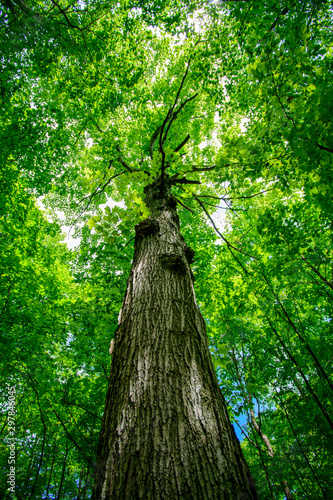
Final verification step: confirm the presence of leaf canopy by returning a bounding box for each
[1,0,333,498]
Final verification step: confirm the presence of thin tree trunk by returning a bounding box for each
[23,438,39,493]
[250,429,275,500]
[56,443,68,500]
[272,383,328,499]
[289,463,311,499]
[273,304,333,395]
[30,381,47,498]
[263,273,333,395]
[93,177,258,499]
[232,348,293,499]
[265,316,333,431]
[77,466,84,500]
[45,443,56,499]
[81,467,90,500]
[250,410,293,500]
[263,274,333,390]
[249,409,273,458]
[280,480,293,500]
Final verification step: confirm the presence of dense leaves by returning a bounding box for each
[1,0,333,498]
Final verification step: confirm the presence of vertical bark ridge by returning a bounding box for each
[93,178,258,499]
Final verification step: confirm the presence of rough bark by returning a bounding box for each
[92,176,258,500]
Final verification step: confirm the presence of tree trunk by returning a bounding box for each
[92,177,258,499]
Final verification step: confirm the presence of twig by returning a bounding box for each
[199,199,245,211]
[192,194,256,275]
[172,195,195,214]
[234,421,260,450]
[74,123,87,146]
[193,194,257,261]
[124,236,135,248]
[61,399,102,420]
[267,54,296,127]
[70,171,126,231]
[264,6,289,38]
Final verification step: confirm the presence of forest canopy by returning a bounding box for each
[1,0,333,498]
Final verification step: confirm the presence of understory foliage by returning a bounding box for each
[1,0,332,498]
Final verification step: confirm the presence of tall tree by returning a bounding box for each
[92,174,257,498]
[1,0,333,498]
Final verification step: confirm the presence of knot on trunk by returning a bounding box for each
[160,253,187,273]
[166,196,177,209]
[135,218,160,238]
[185,245,195,264]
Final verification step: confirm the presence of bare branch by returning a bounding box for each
[199,199,246,212]
[101,363,109,382]
[190,165,217,172]
[230,188,274,200]
[78,171,125,206]
[196,194,226,200]
[315,142,333,154]
[115,145,133,172]
[174,134,190,153]
[234,421,260,450]
[198,200,230,210]
[50,0,81,30]
[73,122,87,146]
[267,54,296,127]
[49,405,94,466]
[172,195,195,214]
[264,6,289,38]
[170,178,201,185]
[117,156,134,173]
[116,145,146,174]
[159,57,193,191]
[61,399,102,420]
[192,194,257,270]
[65,405,97,452]
[162,93,198,144]
[93,120,104,133]
[196,187,273,202]
[149,126,162,159]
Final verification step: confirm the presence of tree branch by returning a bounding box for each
[61,399,102,421]
[50,0,81,30]
[315,142,333,154]
[172,195,195,214]
[174,134,190,153]
[162,94,198,145]
[159,57,193,191]
[117,156,134,173]
[234,421,260,450]
[190,165,217,172]
[170,178,201,185]
[116,145,134,173]
[44,395,95,467]
[70,170,126,231]
[149,126,162,159]
[192,194,256,274]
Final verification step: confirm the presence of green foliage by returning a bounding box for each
[1,0,333,498]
